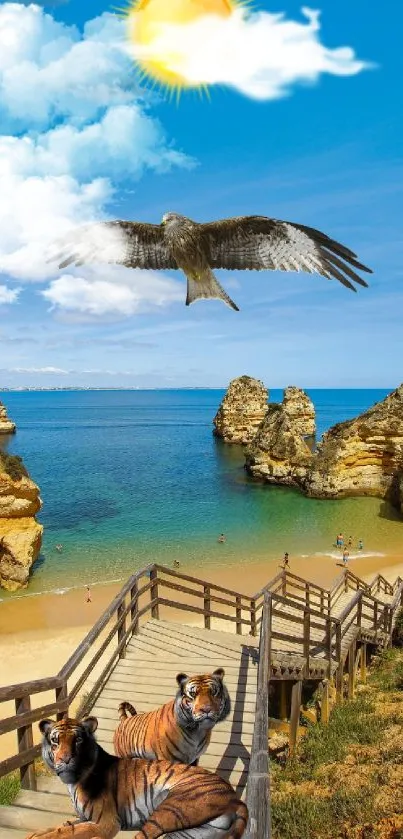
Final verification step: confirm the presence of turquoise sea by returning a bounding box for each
[1,389,402,599]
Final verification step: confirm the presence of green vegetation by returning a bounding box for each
[272,648,403,839]
[0,452,29,481]
[0,771,20,806]
[392,607,403,648]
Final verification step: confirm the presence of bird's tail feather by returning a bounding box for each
[186,267,239,311]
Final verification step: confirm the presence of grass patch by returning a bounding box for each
[272,650,403,838]
[0,771,20,806]
[0,452,29,481]
[276,694,384,784]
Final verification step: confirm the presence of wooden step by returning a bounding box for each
[96,721,253,746]
[0,804,72,831]
[14,789,75,815]
[0,828,30,838]
[104,676,256,699]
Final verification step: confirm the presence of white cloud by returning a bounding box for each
[0,284,20,304]
[9,366,70,374]
[42,268,183,316]
[0,3,193,313]
[129,6,370,100]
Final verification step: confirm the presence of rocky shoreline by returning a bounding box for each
[0,400,16,434]
[214,378,403,517]
[0,413,43,591]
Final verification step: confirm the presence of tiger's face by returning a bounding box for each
[176,668,231,726]
[39,716,98,785]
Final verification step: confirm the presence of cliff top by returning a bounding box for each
[0,452,29,481]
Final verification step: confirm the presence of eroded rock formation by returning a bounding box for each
[213,376,268,444]
[245,383,403,515]
[0,400,16,434]
[305,384,403,502]
[0,453,43,591]
[246,403,314,485]
[282,386,315,437]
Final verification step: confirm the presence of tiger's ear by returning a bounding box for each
[176,673,188,690]
[82,716,98,734]
[39,719,54,736]
[213,668,225,680]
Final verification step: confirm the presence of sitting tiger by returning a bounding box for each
[114,668,231,765]
[25,715,247,839]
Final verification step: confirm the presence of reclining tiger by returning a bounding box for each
[25,715,248,839]
[114,668,231,765]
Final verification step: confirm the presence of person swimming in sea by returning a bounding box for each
[173,560,180,568]
[55,544,63,552]
[358,539,363,551]
[218,533,226,543]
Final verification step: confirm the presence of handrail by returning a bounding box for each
[244,592,271,839]
[1,560,403,795]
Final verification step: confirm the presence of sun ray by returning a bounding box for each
[122,0,251,100]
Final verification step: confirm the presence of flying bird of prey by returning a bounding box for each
[50,212,372,311]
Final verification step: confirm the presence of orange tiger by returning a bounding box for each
[25,715,248,839]
[113,668,231,765]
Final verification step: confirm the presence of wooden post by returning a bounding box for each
[357,594,362,630]
[289,681,303,756]
[305,583,310,607]
[204,585,211,630]
[344,572,349,593]
[336,663,344,703]
[326,618,332,677]
[130,580,139,635]
[15,695,36,791]
[303,608,310,676]
[244,593,271,839]
[374,601,378,633]
[250,599,257,637]
[236,595,242,635]
[55,681,68,721]
[321,680,330,724]
[282,572,287,597]
[348,641,356,700]
[320,590,325,614]
[336,622,341,663]
[150,567,159,619]
[117,600,126,659]
[279,681,288,721]
[360,644,367,684]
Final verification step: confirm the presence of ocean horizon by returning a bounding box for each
[1,388,402,600]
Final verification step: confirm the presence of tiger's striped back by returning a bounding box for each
[113,668,231,764]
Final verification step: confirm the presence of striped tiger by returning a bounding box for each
[27,715,248,839]
[113,668,231,765]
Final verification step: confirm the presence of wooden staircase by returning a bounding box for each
[1,564,402,838]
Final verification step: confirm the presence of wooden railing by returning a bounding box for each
[244,593,271,839]
[1,561,403,811]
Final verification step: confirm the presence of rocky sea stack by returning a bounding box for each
[243,383,403,516]
[0,452,43,591]
[0,400,16,434]
[213,375,268,444]
[245,387,315,485]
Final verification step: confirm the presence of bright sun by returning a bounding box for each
[124,0,242,94]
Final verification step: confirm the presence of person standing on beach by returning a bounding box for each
[342,548,349,566]
[282,552,290,569]
[86,585,92,603]
[348,536,353,548]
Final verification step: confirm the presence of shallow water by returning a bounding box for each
[1,388,401,599]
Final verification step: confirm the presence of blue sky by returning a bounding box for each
[0,0,402,388]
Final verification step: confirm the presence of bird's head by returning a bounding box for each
[161,212,186,227]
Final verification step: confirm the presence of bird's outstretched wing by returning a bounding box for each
[201,216,372,291]
[48,221,178,271]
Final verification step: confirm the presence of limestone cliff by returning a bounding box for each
[282,386,315,437]
[245,384,403,515]
[0,453,43,591]
[304,384,403,502]
[245,403,314,485]
[0,400,16,434]
[213,376,268,444]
